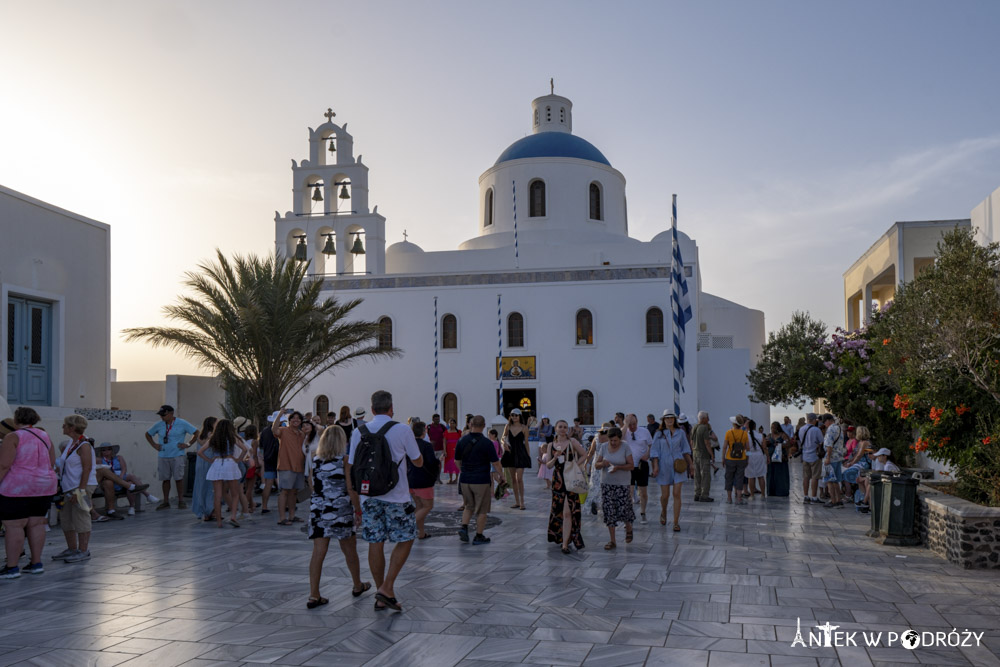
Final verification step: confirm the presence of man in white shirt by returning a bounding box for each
[781,416,795,439]
[347,390,423,612]
[623,413,654,522]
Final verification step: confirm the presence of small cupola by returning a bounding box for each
[531,93,572,134]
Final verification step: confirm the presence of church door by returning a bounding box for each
[7,297,52,406]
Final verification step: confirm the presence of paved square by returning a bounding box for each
[2,468,999,666]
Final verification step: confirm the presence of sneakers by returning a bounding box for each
[700,497,715,502]
[24,562,43,574]
[803,497,812,504]
[824,501,844,508]
[155,501,171,511]
[129,483,149,493]
[0,566,20,579]
[147,495,159,504]
[64,550,91,563]
[51,548,75,561]
[176,501,188,509]
[458,526,469,543]
[640,514,648,524]
[472,534,491,545]
[128,508,135,516]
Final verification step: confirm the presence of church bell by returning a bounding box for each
[350,233,365,255]
[322,234,336,256]
[311,184,323,202]
[328,138,336,153]
[294,236,308,262]
[339,185,351,200]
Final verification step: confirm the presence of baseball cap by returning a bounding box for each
[156,405,174,416]
[806,412,818,421]
[874,448,892,457]
[510,408,522,415]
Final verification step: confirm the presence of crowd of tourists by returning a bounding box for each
[0,393,896,611]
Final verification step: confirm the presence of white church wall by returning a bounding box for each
[299,274,702,424]
[698,348,757,426]
[0,185,111,409]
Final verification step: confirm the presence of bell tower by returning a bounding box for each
[274,108,386,276]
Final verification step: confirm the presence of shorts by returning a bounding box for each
[245,466,257,480]
[360,497,416,543]
[724,459,747,491]
[802,459,823,481]
[411,487,434,500]
[60,486,95,533]
[460,483,491,516]
[630,460,650,487]
[262,471,277,480]
[278,470,305,490]
[823,460,844,484]
[157,456,186,481]
[0,494,53,521]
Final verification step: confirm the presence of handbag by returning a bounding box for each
[561,445,588,495]
[771,438,783,463]
[673,458,688,474]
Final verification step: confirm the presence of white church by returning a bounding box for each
[274,91,767,427]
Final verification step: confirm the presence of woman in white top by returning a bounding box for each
[743,419,768,499]
[54,415,98,563]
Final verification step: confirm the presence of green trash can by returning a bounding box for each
[866,471,884,537]
[879,474,921,546]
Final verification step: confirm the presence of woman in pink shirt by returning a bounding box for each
[0,407,59,578]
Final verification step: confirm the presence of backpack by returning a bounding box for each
[728,429,747,459]
[351,421,399,496]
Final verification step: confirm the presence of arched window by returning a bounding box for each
[507,312,524,348]
[646,307,664,343]
[576,309,593,345]
[529,180,546,217]
[443,393,458,424]
[589,182,602,221]
[577,390,595,426]
[377,316,393,350]
[442,314,457,349]
[315,395,330,418]
[484,188,494,227]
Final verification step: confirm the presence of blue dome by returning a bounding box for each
[495,132,611,166]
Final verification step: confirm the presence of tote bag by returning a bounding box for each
[561,445,589,495]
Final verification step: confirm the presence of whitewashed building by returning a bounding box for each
[275,94,767,426]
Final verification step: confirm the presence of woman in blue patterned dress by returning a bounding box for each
[307,424,369,609]
[650,412,693,532]
[191,417,217,521]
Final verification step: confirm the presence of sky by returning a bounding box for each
[3,1,1000,384]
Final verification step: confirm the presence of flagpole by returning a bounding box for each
[671,194,680,415]
[433,296,439,415]
[497,293,504,417]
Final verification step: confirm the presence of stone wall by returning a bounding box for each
[916,484,1000,569]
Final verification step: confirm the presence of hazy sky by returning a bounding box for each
[3,1,1000,381]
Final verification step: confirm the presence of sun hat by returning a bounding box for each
[355,407,366,417]
[874,448,892,457]
[678,413,689,424]
[729,414,746,425]
[0,418,16,438]
[97,442,120,455]
[232,416,250,431]
[661,410,677,419]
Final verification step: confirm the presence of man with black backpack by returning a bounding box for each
[723,415,749,505]
[346,390,423,613]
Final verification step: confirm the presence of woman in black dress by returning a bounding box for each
[501,409,531,509]
[546,420,587,553]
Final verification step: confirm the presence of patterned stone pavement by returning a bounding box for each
[1,466,999,667]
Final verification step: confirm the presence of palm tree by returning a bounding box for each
[123,250,396,424]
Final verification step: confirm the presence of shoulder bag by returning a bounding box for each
[561,443,589,495]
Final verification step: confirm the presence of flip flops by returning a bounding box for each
[374,592,402,611]
[352,582,372,598]
[277,519,292,526]
[306,596,328,609]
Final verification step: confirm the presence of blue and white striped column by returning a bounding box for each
[512,180,519,269]
[497,293,504,417]
[433,296,439,415]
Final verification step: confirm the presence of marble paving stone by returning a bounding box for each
[707,651,768,666]
[581,644,651,666]
[333,630,408,654]
[528,627,614,643]
[240,646,294,663]
[19,649,134,667]
[668,620,743,639]
[522,640,595,666]
[100,638,172,655]
[678,601,729,623]
[115,640,221,667]
[664,635,747,652]
[363,633,484,667]
[608,618,672,647]
[193,644,262,661]
[463,637,539,662]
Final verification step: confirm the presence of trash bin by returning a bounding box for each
[878,474,921,546]
[866,471,884,537]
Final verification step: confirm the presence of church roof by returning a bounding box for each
[495,132,611,167]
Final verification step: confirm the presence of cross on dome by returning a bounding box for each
[324,108,336,122]
[403,229,408,241]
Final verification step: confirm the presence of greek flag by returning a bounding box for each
[671,194,693,414]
